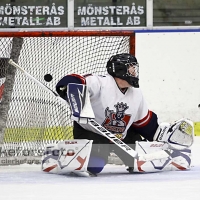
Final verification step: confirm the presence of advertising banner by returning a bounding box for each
[74,0,146,27]
[0,0,67,28]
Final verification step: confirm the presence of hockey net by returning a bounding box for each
[0,30,135,165]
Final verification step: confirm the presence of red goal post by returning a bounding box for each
[0,30,135,164]
[0,30,135,54]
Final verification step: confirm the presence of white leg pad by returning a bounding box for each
[41,139,93,175]
[133,141,192,173]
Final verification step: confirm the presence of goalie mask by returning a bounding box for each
[106,53,139,88]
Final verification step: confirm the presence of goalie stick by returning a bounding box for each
[8,59,171,162]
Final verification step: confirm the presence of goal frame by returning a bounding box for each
[0,30,135,165]
[0,30,135,54]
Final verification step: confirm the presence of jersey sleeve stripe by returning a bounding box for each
[70,74,86,84]
[132,110,153,127]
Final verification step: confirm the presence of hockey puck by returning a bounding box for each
[44,74,53,82]
[198,104,200,108]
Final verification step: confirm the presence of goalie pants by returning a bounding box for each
[73,122,142,171]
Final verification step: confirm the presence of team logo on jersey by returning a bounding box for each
[102,102,131,138]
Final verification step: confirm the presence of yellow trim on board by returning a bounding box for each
[3,126,73,143]
[194,122,200,136]
[3,121,200,143]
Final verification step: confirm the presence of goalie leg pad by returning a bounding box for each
[41,139,93,175]
[133,141,192,173]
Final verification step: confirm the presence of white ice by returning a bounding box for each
[0,137,200,200]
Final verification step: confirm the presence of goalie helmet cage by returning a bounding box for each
[0,30,135,165]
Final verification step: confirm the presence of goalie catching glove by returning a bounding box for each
[153,118,194,150]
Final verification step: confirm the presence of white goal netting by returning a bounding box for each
[0,31,135,164]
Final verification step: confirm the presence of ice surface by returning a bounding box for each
[0,137,200,200]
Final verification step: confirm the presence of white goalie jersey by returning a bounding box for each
[77,74,153,139]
